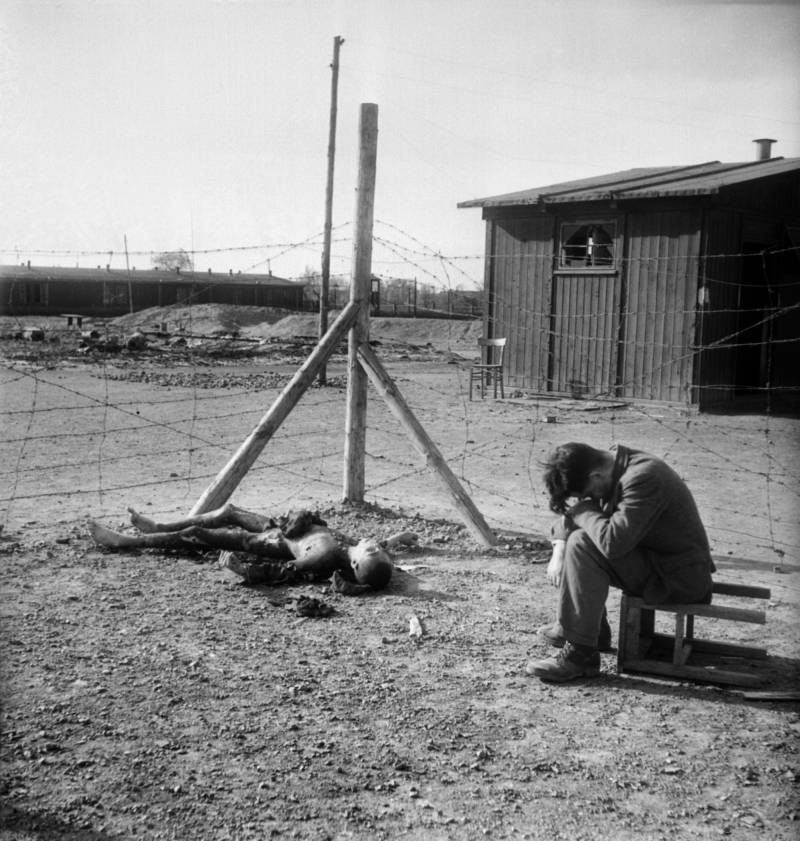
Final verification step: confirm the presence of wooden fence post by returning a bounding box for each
[343,103,378,502]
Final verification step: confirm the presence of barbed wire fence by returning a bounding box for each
[1,228,798,573]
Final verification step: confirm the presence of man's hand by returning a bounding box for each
[567,498,602,518]
[546,539,566,587]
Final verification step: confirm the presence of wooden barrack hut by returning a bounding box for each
[459,141,800,411]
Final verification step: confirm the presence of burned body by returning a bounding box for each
[90,504,393,590]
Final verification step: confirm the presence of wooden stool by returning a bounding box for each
[617,581,771,687]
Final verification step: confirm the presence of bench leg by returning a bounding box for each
[619,596,645,670]
[673,612,693,666]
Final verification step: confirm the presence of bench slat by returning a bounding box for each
[629,598,766,625]
[622,658,765,688]
[712,581,771,599]
[647,632,768,661]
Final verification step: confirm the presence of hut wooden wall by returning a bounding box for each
[621,208,701,403]
[487,215,553,392]
[724,176,800,407]
[478,170,798,408]
[550,271,620,398]
[695,209,742,408]
[487,209,702,402]
[769,245,800,399]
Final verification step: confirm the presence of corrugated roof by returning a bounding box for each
[0,265,299,286]
[458,157,800,208]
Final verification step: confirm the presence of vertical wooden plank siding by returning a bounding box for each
[623,225,645,397]
[489,217,553,392]
[516,227,530,387]
[509,220,524,384]
[482,220,494,340]
[550,273,619,397]
[491,220,517,381]
[695,209,741,407]
[622,210,701,402]
[653,225,669,399]
[537,219,555,388]
[679,239,700,404]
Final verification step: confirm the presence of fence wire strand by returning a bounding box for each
[1,233,797,571]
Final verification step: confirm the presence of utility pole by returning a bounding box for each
[319,35,344,386]
[124,234,133,314]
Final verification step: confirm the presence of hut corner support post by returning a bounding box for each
[357,344,497,548]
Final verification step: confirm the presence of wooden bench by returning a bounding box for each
[617,581,771,687]
[61,313,85,328]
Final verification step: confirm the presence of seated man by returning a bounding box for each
[89,504,393,590]
[527,442,715,683]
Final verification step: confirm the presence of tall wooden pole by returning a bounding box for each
[319,35,344,386]
[343,103,378,502]
[124,234,133,314]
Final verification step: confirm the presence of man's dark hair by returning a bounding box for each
[542,442,604,513]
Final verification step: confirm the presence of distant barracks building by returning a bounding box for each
[0,264,305,318]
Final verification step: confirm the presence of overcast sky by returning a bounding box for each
[2,0,798,288]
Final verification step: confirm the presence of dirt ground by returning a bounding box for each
[1,307,798,841]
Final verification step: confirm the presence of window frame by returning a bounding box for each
[557,218,618,272]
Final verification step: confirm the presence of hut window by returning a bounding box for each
[22,282,48,305]
[559,222,616,268]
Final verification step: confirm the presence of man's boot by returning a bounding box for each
[537,609,614,652]
[525,642,601,683]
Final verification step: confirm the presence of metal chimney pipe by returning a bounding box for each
[753,138,776,161]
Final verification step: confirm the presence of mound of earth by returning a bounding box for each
[110,304,295,336]
[239,312,482,352]
[1,306,483,361]
[108,305,483,353]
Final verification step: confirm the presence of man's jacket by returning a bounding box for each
[561,445,715,603]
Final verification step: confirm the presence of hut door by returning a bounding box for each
[549,273,621,398]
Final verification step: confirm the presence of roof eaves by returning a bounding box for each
[457,194,544,208]
[617,186,720,199]
[540,162,740,204]
[540,161,721,201]
[458,164,723,208]
[458,157,800,208]
[618,157,799,199]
